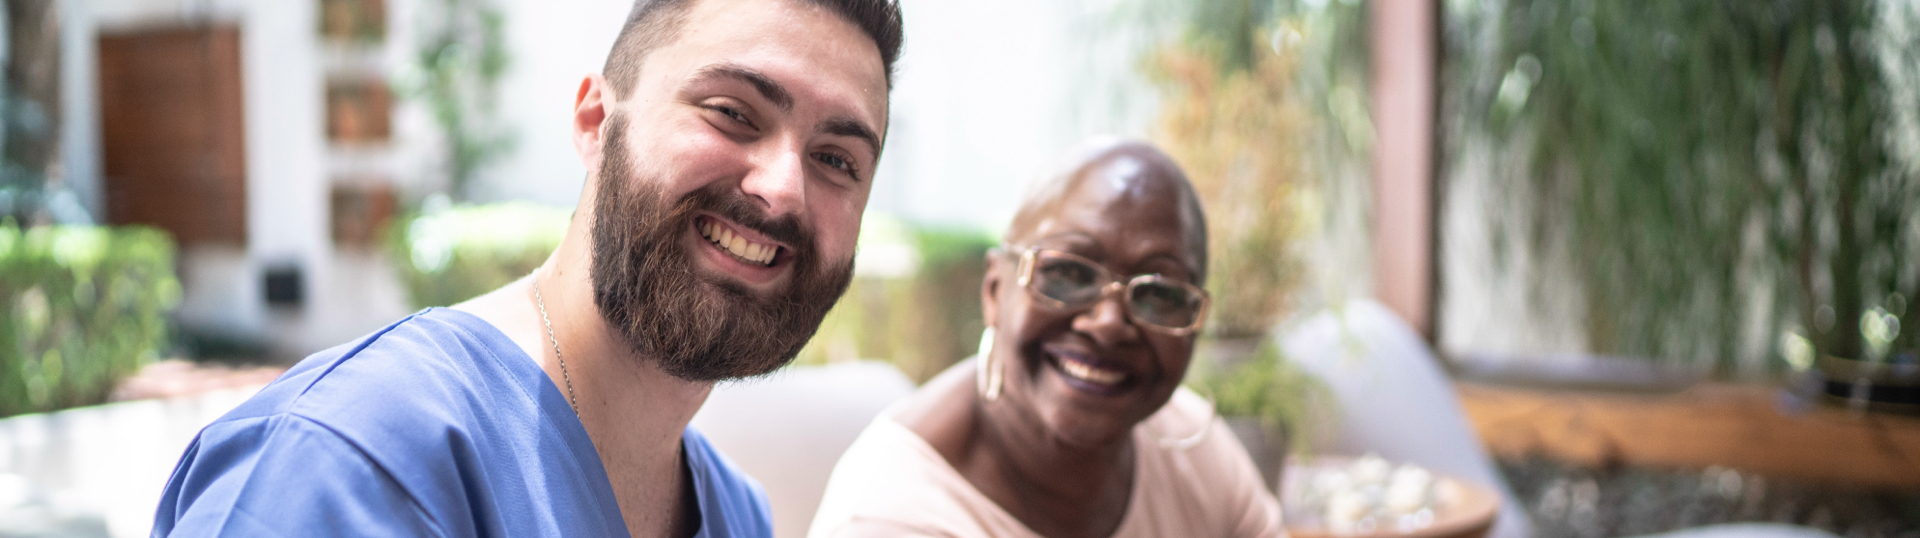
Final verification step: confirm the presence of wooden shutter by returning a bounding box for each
[98,26,247,246]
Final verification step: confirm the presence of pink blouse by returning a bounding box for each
[809,388,1286,538]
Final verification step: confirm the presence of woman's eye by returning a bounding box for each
[1132,284,1184,310]
[1041,262,1096,286]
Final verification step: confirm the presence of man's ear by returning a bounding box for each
[572,74,611,169]
[981,250,1005,330]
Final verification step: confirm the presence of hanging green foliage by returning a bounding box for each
[1445,0,1920,374]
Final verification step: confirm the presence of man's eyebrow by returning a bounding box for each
[820,116,883,158]
[691,62,792,112]
[690,62,882,157]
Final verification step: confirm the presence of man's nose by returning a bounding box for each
[740,142,807,217]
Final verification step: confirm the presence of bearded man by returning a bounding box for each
[152,0,901,536]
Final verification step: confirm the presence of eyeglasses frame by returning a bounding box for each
[1006,246,1210,336]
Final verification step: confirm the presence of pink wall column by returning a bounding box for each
[1370,0,1438,340]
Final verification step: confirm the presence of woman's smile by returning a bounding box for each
[1042,345,1138,397]
[816,139,1286,538]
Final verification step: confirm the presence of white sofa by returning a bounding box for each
[691,361,916,538]
[1280,300,1533,538]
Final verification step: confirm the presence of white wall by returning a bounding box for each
[58,0,101,222]
[874,0,1165,232]
[82,0,411,358]
[57,0,1173,359]
[478,0,631,207]
[475,0,1167,234]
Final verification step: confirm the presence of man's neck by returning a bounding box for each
[454,243,711,538]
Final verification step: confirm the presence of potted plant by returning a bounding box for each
[1186,338,1332,492]
[1144,0,1337,484]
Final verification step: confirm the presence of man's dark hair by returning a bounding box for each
[601,0,903,99]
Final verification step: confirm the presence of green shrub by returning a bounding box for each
[0,222,181,417]
[795,217,996,382]
[1184,338,1333,453]
[390,202,571,309]
[389,205,996,382]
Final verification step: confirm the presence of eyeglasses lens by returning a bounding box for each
[1128,280,1202,328]
[1034,256,1104,304]
[1030,252,1201,330]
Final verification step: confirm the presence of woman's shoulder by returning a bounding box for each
[809,411,1034,538]
[885,358,981,459]
[1136,386,1219,441]
[1136,386,1269,482]
[1122,387,1286,538]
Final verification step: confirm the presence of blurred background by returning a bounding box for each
[0,0,1917,537]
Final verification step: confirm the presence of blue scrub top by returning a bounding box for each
[153,308,774,538]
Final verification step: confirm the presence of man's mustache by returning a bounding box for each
[688,187,808,253]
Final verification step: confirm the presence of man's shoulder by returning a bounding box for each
[214,308,574,479]
[683,426,777,538]
[155,409,452,537]
[230,308,530,425]
[157,308,624,537]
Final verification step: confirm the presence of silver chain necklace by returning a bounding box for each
[531,278,581,417]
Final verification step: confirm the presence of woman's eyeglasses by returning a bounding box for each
[1011,247,1209,335]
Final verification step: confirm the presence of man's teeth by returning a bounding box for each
[700,220,776,266]
[1059,358,1125,385]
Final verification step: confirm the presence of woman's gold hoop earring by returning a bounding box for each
[976,327,1001,401]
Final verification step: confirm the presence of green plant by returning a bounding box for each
[1445,0,1920,374]
[2,0,66,225]
[0,221,181,417]
[389,202,569,308]
[794,216,995,382]
[400,0,513,201]
[1131,0,1343,447]
[1184,337,1332,452]
[1146,2,1311,339]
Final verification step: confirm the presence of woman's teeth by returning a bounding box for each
[700,219,776,266]
[1059,357,1125,385]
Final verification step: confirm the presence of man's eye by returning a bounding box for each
[814,152,857,175]
[709,105,751,126]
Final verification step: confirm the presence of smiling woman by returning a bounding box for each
[808,138,1283,538]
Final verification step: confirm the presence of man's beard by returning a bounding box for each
[589,114,854,381]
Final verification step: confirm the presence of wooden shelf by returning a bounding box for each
[1457,381,1920,488]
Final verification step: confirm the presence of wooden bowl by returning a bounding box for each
[1280,455,1500,538]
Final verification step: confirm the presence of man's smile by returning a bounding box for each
[689,213,795,288]
[697,214,782,266]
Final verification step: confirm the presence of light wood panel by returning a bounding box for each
[1458,382,1920,488]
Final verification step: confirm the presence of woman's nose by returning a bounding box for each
[1072,287,1142,346]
